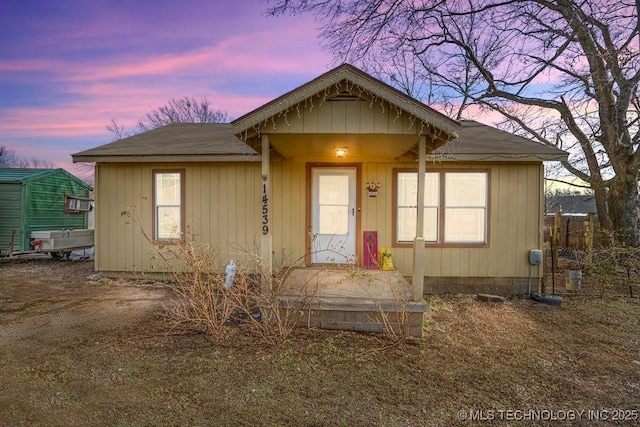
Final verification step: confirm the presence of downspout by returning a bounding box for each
[412,135,426,301]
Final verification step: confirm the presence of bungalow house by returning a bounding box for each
[73,64,567,298]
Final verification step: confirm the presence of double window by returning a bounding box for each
[395,170,489,245]
[153,170,184,241]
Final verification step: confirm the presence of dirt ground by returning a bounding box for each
[0,256,639,426]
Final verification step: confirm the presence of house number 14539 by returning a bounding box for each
[262,181,269,235]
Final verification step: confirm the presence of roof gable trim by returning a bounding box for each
[426,152,568,162]
[232,65,459,140]
[73,154,261,163]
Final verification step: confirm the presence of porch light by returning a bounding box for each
[335,147,348,158]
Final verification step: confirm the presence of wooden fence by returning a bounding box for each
[544,212,603,251]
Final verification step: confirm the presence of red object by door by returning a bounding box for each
[363,231,378,269]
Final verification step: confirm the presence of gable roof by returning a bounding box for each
[232,63,460,143]
[429,120,568,161]
[0,168,92,189]
[72,67,568,164]
[73,123,260,163]
[0,168,56,183]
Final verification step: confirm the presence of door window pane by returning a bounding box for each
[318,174,349,235]
[319,205,348,234]
[319,175,349,205]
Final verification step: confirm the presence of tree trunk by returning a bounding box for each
[607,175,640,247]
[592,184,613,246]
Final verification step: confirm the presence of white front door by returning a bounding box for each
[311,167,357,264]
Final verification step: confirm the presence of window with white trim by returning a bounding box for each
[395,170,488,245]
[153,170,183,241]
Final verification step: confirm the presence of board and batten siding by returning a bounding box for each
[270,161,307,268]
[95,159,543,285]
[94,162,261,274]
[260,95,424,135]
[267,159,543,281]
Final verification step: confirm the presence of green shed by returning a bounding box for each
[0,168,93,254]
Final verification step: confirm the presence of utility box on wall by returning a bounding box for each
[363,231,378,269]
[529,249,543,265]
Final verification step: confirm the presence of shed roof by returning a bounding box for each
[0,168,92,189]
[0,168,56,183]
[429,120,568,161]
[73,123,260,163]
[546,195,597,215]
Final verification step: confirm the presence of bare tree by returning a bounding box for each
[107,96,229,140]
[269,0,640,246]
[0,145,19,167]
[106,118,127,141]
[137,96,228,132]
[0,145,54,168]
[17,158,54,168]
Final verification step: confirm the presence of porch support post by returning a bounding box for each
[261,133,273,289]
[412,135,426,301]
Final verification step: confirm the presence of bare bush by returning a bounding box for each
[121,205,312,345]
[585,245,640,298]
[120,205,425,345]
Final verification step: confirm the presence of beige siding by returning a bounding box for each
[260,95,419,135]
[95,159,544,282]
[387,162,544,279]
[265,159,542,281]
[270,160,307,267]
[94,162,261,274]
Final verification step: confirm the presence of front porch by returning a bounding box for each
[273,267,427,337]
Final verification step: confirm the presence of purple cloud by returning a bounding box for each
[0,0,333,176]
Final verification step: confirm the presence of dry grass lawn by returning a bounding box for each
[0,257,638,426]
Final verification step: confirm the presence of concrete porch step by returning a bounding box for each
[273,267,427,337]
[279,296,426,337]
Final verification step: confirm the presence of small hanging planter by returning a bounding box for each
[366,181,380,197]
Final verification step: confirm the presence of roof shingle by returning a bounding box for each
[73,123,259,163]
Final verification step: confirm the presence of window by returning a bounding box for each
[397,172,439,242]
[153,170,184,241]
[444,172,487,243]
[395,170,488,245]
[65,195,93,213]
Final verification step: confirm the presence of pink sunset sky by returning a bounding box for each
[0,0,503,182]
[0,0,337,179]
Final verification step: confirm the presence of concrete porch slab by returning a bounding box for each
[278,267,413,299]
[273,267,427,337]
